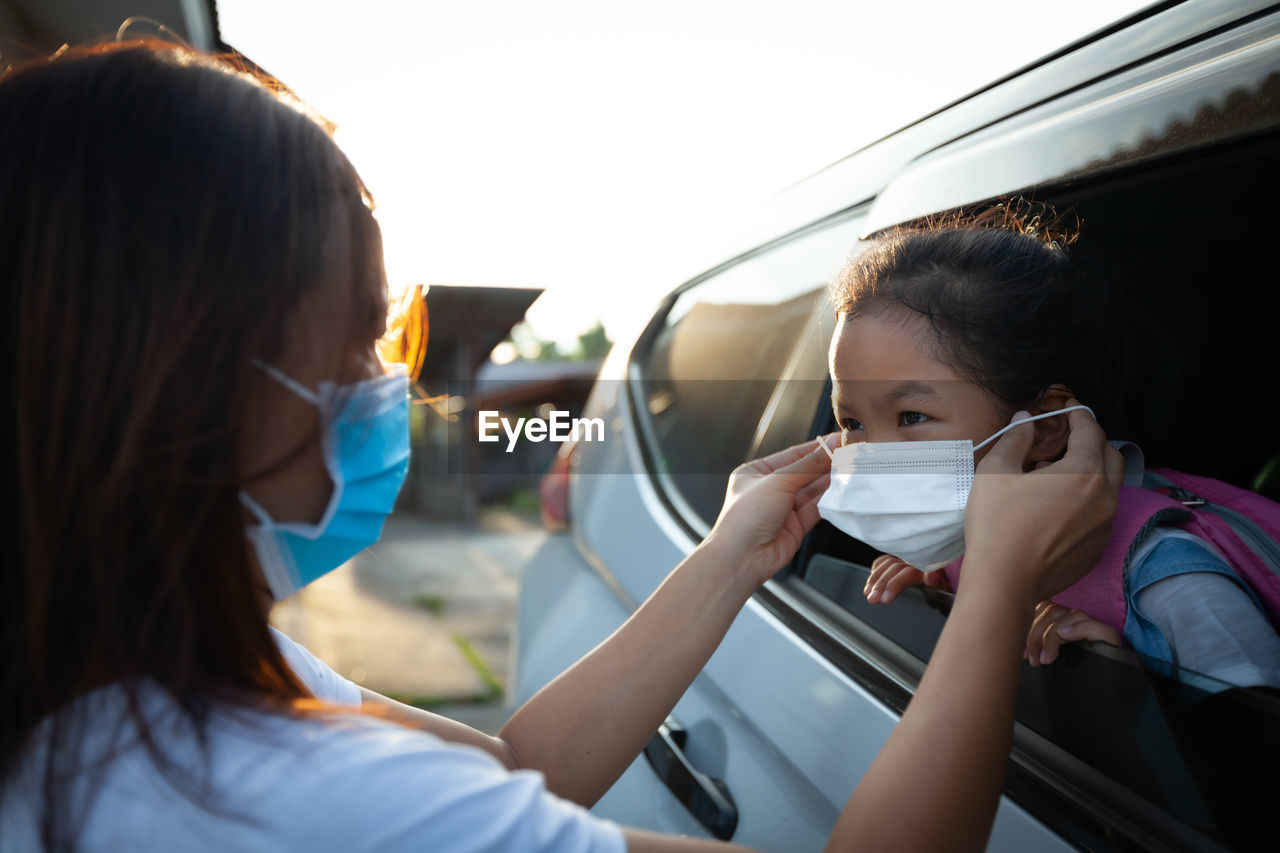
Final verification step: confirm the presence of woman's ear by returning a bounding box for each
[1026,385,1074,466]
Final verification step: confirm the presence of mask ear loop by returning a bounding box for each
[972,404,1095,452]
[238,490,274,525]
[816,434,836,461]
[252,359,321,406]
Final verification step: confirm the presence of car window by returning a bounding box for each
[779,124,1280,848]
[631,215,861,532]
[781,552,1280,850]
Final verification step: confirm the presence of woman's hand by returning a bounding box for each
[1025,601,1122,665]
[864,554,951,604]
[503,433,835,808]
[704,434,836,587]
[962,403,1124,609]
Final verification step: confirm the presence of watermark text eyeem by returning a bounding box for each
[478,410,605,452]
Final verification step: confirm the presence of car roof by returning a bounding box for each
[738,0,1272,252]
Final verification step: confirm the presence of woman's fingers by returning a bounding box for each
[794,472,831,508]
[1104,439,1125,488]
[792,476,830,536]
[742,432,841,477]
[709,433,842,584]
[965,399,1120,606]
[979,409,1036,475]
[1055,402,1106,473]
[760,440,835,494]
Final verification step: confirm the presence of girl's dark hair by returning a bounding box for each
[0,41,393,848]
[830,198,1121,422]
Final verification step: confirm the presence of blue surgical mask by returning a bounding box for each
[241,362,411,600]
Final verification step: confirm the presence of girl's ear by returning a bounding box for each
[1026,385,1074,466]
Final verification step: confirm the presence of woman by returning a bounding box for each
[0,42,1121,851]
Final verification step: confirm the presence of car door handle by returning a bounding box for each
[643,717,738,840]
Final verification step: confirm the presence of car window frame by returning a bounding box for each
[626,204,871,541]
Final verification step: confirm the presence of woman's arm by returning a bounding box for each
[358,688,520,768]
[367,406,1119,852]
[360,527,802,791]
[362,437,834,805]
[498,438,834,806]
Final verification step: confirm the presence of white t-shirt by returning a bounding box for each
[0,631,626,853]
[269,626,364,707]
[1129,528,1280,688]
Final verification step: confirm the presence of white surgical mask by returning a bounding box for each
[815,405,1094,571]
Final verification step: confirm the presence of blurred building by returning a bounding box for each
[467,358,602,504]
[407,285,603,526]
[1,0,218,57]
[408,285,539,523]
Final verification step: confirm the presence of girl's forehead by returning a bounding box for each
[829,311,962,383]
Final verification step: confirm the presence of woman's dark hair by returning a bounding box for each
[830,199,1122,422]
[0,41,396,848]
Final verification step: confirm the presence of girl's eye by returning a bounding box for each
[900,411,931,427]
[839,418,862,445]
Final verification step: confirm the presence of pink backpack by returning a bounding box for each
[942,468,1280,634]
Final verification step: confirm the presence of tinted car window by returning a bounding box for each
[633,216,861,530]
[785,120,1280,849]
[787,553,1280,850]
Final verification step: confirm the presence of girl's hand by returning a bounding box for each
[704,434,837,587]
[1024,600,1123,665]
[864,554,951,604]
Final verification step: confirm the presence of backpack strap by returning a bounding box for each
[1144,470,1280,585]
[1049,486,1189,632]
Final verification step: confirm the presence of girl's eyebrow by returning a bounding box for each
[880,381,940,402]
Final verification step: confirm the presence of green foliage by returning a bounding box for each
[412,592,447,617]
[575,320,611,360]
[533,340,562,361]
[493,484,541,517]
[501,319,611,363]
[453,634,504,699]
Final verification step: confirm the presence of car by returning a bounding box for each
[512,2,1280,850]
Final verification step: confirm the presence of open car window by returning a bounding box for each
[778,113,1280,850]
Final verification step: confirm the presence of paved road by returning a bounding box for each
[270,510,550,732]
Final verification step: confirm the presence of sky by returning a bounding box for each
[216,0,1152,353]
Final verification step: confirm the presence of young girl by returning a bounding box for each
[821,202,1280,688]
